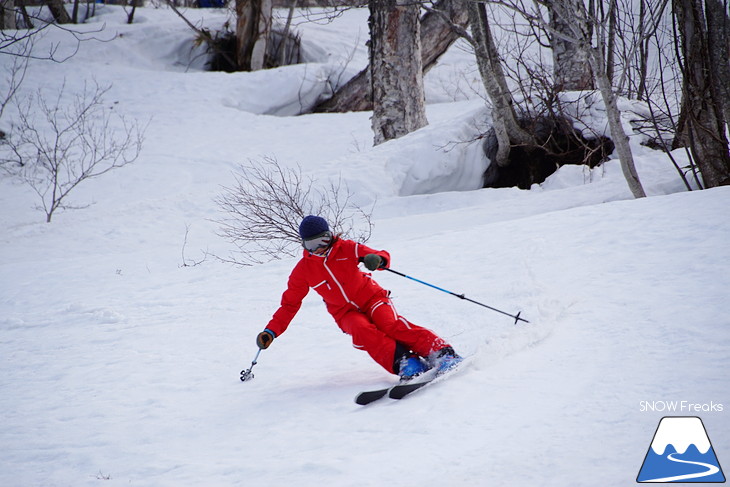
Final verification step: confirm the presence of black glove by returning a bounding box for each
[256,329,276,349]
[363,253,384,271]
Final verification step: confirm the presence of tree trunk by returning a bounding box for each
[19,0,32,28]
[673,0,730,187]
[275,6,296,67]
[1,0,16,30]
[314,0,469,114]
[420,0,470,74]
[705,0,730,136]
[605,0,616,84]
[591,48,647,197]
[548,0,646,197]
[636,0,650,100]
[468,1,535,166]
[127,0,143,24]
[236,0,272,71]
[45,0,71,24]
[369,0,428,145]
[547,0,594,90]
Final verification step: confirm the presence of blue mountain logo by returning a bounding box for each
[637,416,725,483]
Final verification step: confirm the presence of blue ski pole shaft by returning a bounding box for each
[383,268,529,324]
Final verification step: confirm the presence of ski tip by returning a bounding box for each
[355,388,389,405]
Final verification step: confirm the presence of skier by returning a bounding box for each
[256,215,462,380]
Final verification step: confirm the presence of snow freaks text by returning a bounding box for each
[639,401,724,413]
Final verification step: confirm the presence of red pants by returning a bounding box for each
[337,295,449,373]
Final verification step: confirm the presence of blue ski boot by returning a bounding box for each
[430,346,463,374]
[398,355,429,381]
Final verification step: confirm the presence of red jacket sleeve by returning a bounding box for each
[265,259,309,337]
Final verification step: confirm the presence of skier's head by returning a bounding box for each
[299,215,329,239]
[299,215,332,254]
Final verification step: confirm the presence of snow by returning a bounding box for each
[1,5,729,487]
[651,417,712,455]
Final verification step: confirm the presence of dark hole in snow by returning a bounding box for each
[208,29,303,72]
[482,116,614,189]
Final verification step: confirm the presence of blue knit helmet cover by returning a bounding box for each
[298,215,330,240]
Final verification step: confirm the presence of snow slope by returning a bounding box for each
[1,6,728,486]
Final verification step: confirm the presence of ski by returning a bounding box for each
[354,377,425,405]
[355,357,465,405]
[388,378,434,399]
[355,387,391,405]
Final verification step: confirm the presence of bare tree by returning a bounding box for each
[576,0,646,196]
[0,40,30,122]
[214,157,373,265]
[588,33,646,196]
[489,0,647,196]
[1,0,16,30]
[1,81,145,222]
[467,1,536,167]
[236,0,272,70]
[546,0,593,90]
[638,23,702,189]
[163,0,238,70]
[1,5,110,62]
[315,0,470,113]
[672,0,730,187]
[125,0,143,24]
[17,0,33,28]
[45,0,71,24]
[704,0,730,137]
[369,0,428,144]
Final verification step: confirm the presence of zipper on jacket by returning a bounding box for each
[323,256,359,310]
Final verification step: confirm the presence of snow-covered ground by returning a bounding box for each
[1,6,728,486]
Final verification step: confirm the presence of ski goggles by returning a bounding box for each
[302,231,332,253]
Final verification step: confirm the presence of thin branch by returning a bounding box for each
[212,156,373,265]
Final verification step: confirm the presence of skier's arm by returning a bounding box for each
[356,242,390,270]
[264,261,309,338]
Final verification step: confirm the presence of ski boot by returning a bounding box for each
[398,355,430,381]
[430,346,463,374]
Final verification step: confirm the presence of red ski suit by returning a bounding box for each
[266,237,448,373]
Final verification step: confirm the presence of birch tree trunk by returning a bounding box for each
[549,0,646,197]
[315,0,468,114]
[369,0,428,145]
[467,1,535,166]
[236,0,272,71]
[590,47,647,197]
[547,0,593,90]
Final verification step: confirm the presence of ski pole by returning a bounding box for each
[383,268,529,324]
[240,348,262,382]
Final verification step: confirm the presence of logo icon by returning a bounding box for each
[637,416,725,483]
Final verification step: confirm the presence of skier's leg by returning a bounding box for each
[338,309,398,373]
[367,296,450,357]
